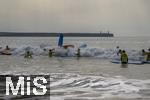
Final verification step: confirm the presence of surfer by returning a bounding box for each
[76,48,81,57]
[49,49,53,57]
[42,48,48,56]
[120,50,128,64]
[145,48,150,61]
[141,49,146,56]
[117,49,122,56]
[5,45,10,50]
[116,46,119,49]
[24,51,32,58]
[0,45,12,55]
[43,48,46,52]
[140,49,147,62]
[49,49,55,57]
[116,46,120,56]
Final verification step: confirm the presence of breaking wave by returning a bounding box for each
[1,43,146,61]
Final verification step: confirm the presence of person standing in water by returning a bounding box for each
[145,48,150,61]
[121,50,128,64]
[24,51,32,58]
[115,46,121,56]
[49,49,55,57]
[76,48,81,58]
[117,49,123,56]
[140,49,147,62]
[49,49,53,57]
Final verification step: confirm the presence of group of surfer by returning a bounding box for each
[0,45,81,58]
[24,49,54,58]
[1,45,150,64]
[24,47,81,58]
[117,47,150,64]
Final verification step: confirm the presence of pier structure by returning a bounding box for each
[0,32,114,37]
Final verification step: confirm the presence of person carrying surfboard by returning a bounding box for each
[121,50,128,64]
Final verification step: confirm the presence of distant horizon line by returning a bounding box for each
[0,32,114,37]
[0,31,113,33]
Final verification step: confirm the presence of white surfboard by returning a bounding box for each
[111,59,143,65]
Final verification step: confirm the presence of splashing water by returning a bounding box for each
[2,43,146,61]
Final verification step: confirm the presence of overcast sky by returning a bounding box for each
[0,0,150,36]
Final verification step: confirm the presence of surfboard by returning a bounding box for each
[63,45,74,49]
[111,59,143,65]
[142,61,150,64]
[0,50,12,55]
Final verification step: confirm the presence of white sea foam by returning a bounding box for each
[0,71,150,99]
[4,43,145,61]
[49,73,150,99]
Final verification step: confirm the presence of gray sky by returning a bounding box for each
[0,0,150,36]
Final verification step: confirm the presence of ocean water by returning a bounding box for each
[0,36,150,100]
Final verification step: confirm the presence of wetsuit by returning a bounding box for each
[49,50,53,57]
[121,53,128,64]
[24,52,32,58]
[146,52,150,61]
[76,49,80,57]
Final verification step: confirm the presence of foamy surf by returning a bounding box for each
[0,43,147,61]
[0,73,150,100]
[49,73,150,100]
